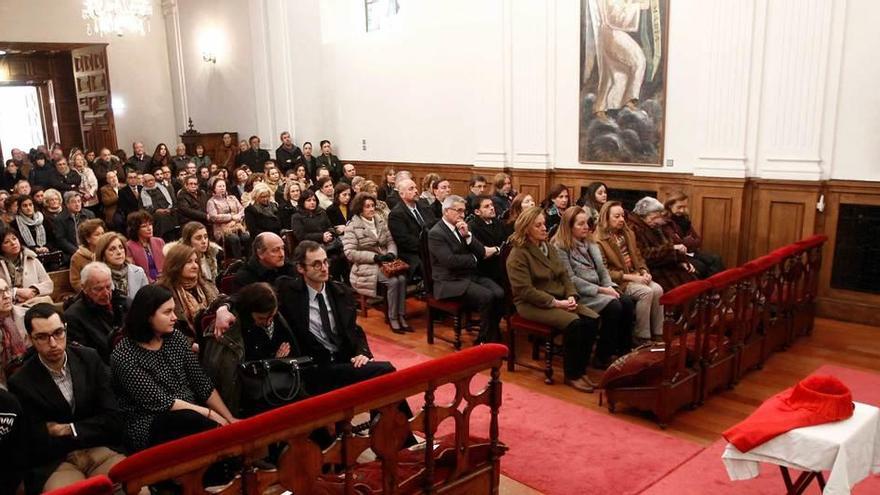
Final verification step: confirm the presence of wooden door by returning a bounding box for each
[71,45,117,152]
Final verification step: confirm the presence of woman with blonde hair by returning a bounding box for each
[158,243,220,343]
[506,207,599,392]
[553,206,633,368]
[594,201,663,345]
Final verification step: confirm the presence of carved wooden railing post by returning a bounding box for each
[423,385,436,494]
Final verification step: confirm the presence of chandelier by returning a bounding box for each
[82,0,153,37]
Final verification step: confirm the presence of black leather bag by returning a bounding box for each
[238,356,315,407]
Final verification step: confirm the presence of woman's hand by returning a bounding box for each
[323,232,334,243]
[207,409,229,426]
[335,225,345,235]
[275,342,291,358]
[35,247,49,254]
[598,286,620,298]
[673,243,688,254]
[213,306,236,337]
[15,288,37,303]
[554,298,578,311]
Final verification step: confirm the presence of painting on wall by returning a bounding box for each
[579,0,669,166]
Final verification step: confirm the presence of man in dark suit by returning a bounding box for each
[388,178,436,281]
[52,192,96,256]
[240,135,271,173]
[315,140,343,182]
[275,131,303,174]
[64,263,127,363]
[9,304,126,494]
[117,169,142,223]
[468,195,508,286]
[125,141,150,174]
[428,195,504,344]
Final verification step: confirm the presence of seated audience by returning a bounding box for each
[230,167,249,199]
[99,170,122,231]
[1,194,18,225]
[465,175,487,216]
[167,221,224,283]
[326,183,352,234]
[239,136,270,173]
[291,189,347,280]
[0,278,29,382]
[343,193,409,334]
[553,207,634,369]
[506,207,599,392]
[191,144,211,169]
[542,184,570,236]
[278,180,301,229]
[207,177,250,259]
[117,170,142,222]
[65,262,128,363]
[111,285,237,452]
[595,201,664,345]
[71,152,99,213]
[388,178,436,281]
[418,172,440,207]
[125,211,165,282]
[468,196,507,285]
[350,175,365,195]
[428,195,504,344]
[150,143,170,172]
[244,182,281,237]
[663,192,725,278]
[503,192,536,238]
[629,196,697,292]
[95,232,149,304]
[377,167,400,209]
[171,143,190,173]
[13,180,31,197]
[422,176,451,220]
[491,172,515,219]
[360,180,390,223]
[264,166,281,197]
[92,148,123,188]
[53,191,97,258]
[69,219,105,292]
[0,229,53,305]
[339,163,356,186]
[316,140,342,181]
[293,163,313,192]
[1,160,21,191]
[158,244,220,343]
[234,232,297,287]
[28,153,53,189]
[240,172,264,208]
[176,174,209,228]
[139,173,175,239]
[48,157,82,193]
[13,194,54,255]
[9,303,129,494]
[315,177,335,210]
[578,181,608,222]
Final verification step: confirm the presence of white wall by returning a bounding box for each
[170,0,879,181]
[0,0,177,152]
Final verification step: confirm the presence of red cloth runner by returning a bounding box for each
[723,374,854,452]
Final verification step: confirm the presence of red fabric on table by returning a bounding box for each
[722,374,854,452]
[43,475,113,495]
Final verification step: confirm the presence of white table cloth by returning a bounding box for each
[722,402,880,495]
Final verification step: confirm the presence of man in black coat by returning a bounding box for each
[315,140,343,182]
[52,192,96,256]
[428,195,504,344]
[240,135,271,173]
[47,158,82,193]
[125,141,150,174]
[388,178,436,281]
[64,263,127,363]
[28,153,54,189]
[9,304,125,494]
[0,387,26,494]
[117,170,142,222]
[234,232,297,288]
[176,175,209,228]
[275,131,303,174]
[468,195,508,286]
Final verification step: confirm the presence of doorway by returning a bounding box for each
[0,85,46,161]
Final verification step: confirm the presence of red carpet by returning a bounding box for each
[367,336,704,495]
[641,364,880,495]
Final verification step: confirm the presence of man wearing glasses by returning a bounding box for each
[427,195,504,344]
[8,303,129,493]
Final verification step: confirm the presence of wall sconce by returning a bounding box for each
[202,51,216,64]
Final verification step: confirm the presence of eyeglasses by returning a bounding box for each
[304,259,330,270]
[31,326,67,344]
[450,208,466,214]
[0,287,11,298]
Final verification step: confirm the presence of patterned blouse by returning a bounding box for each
[110,330,214,451]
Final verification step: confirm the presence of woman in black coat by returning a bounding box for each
[291,189,348,281]
[325,183,352,235]
[244,182,281,237]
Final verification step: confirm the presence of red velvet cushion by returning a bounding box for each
[110,344,509,484]
[44,476,113,495]
[427,296,464,314]
[659,280,712,306]
[795,234,828,249]
[770,244,801,260]
[706,268,748,289]
[743,254,780,275]
[599,345,667,389]
[509,314,554,336]
[312,434,500,494]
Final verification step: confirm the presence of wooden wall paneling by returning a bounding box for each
[747,180,820,260]
[346,161,478,197]
[511,169,550,202]
[688,177,746,268]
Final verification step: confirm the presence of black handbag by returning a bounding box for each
[238,356,315,407]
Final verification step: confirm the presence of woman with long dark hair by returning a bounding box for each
[541,184,570,236]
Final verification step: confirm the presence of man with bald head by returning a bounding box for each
[388,177,437,280]
[126,141,150,174]
[235,232,298,287]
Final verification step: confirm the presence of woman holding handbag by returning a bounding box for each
[343,193,410,334]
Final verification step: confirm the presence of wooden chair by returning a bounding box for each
[498,245,560,384]
[420,231,470,350]
[603,280,705,428]
[701,269,746,400]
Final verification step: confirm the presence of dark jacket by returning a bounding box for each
[302,156,318,181]
[468,217,508,283]
[28,164,54,189]
[427,220,487,299]
[275,275,372,365]
[628,214,697,292]
[91,158,123,187]
[176,188,209,226]
[239,148,271,173]
[663,214,703,252]
[492,191,513,219]
[275,145,303,173]
[244,203,281,237]
[418,197,443,221]
[388,200,436,259]
[47,168,82,193]
[117,185,142,220]
[52,209,96,255]
[125,154,151,174]
[64,290,129,363]
[326,204,350,227]
[316,154,342,181]
[377,184,400,210]
[9,344,124,494]
[291,208,333,243]
[234,255,298,288]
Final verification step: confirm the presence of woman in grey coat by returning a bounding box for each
[553,206,634,368]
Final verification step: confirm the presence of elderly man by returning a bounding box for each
[126,141,150,174]
[8,303,132,494]
[92,148,122,187]
[388,178,437,281]
[47,157,82,193]
[171,143,190,174]
[628,196,697,292]
[339,163,356,186]
[53,192,96,256]
[64,263,127,363]
[139,173,175,239]
[428,195,504,344]
[235,232,298,287]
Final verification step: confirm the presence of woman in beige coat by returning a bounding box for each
[343,193,409,334]
[506,207,599,393]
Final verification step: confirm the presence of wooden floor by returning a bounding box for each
[361,299,880,447]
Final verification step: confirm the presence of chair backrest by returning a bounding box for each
[418,230,434,294]
[219,275,238,296]
[281,228,299,259]
[704,268,748,357]
[660,280,712,378]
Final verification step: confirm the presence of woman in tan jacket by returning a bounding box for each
[506,207,599,393]
[594,201,664,345]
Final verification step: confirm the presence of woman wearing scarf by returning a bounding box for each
[164,222,224,283]
[95,232,149,303]
[0,277,29,383]
[0,229,53,306]
[13,195,53,255]
[158,243,220,344]
[139,173,176,240]
[71,152,99,213]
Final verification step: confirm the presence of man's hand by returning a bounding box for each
[46,422,73,437]
[275,342,291,358]
[484,246,499,258]
[456,221,470,239]
[323,232,334,243]
[213,306,236,338]
[351,354,371,368]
